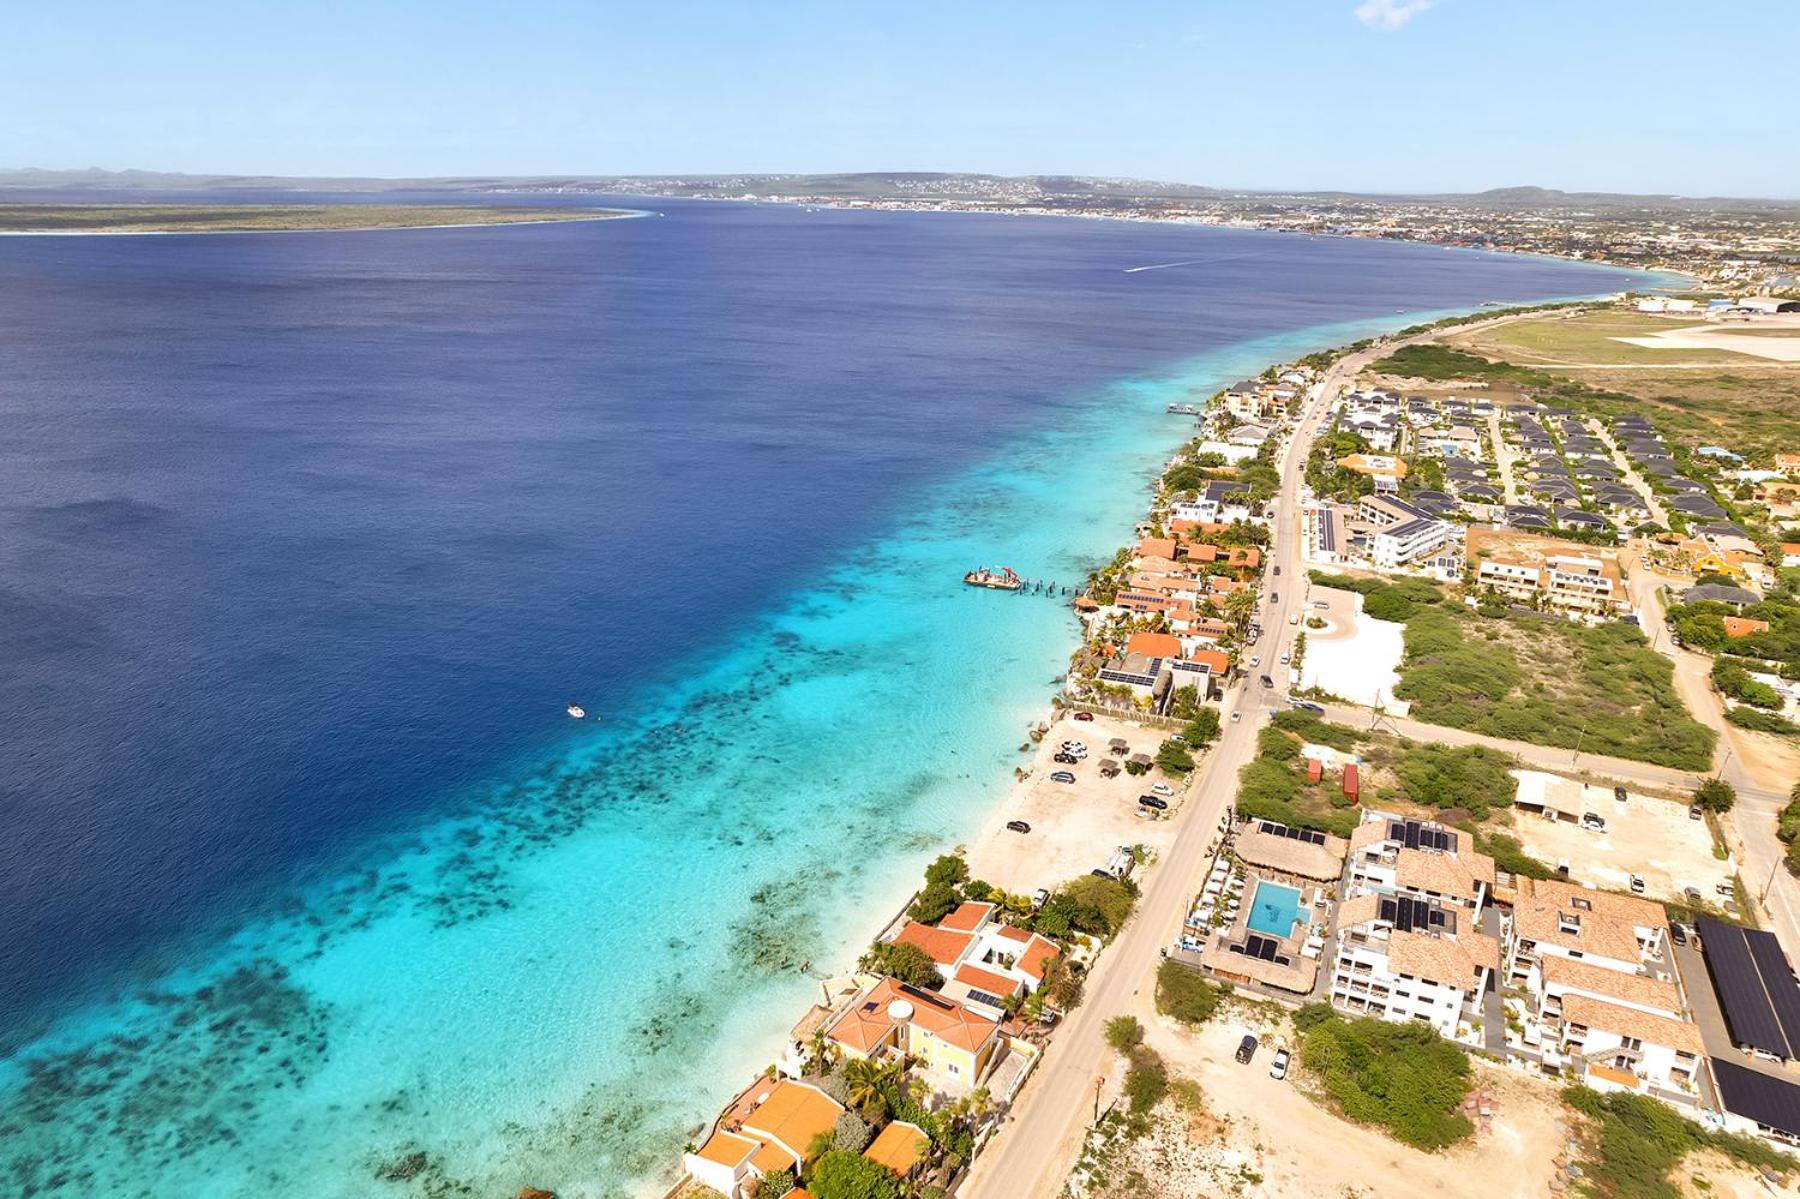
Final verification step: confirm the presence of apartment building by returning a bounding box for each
[1466,527,1628,618]
[1372,516,1457,570]
[1505,877,1699,1096]
[1329,812,1500,1041]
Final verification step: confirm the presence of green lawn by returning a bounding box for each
[1455,311,1753,367]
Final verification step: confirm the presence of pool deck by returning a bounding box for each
[1205,870,1326,994]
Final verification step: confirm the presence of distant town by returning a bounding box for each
[524,174,1800,294]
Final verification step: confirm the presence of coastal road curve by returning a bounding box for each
[961,328,1400,1198]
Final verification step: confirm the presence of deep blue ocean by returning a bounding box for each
[0,196,1656,1196]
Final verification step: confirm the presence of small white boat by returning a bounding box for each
[566,703,586,719]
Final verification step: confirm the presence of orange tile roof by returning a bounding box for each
[1395,847,1487,903]
[1560,993,1704,1055]
[1186,648,1231,676]
[1513,879,1663,964]
[1016,933,1059,982]
[954,962,1021,998]
[939,902,994,934]
[864,1121,930,1176]
[1724,616,1770,637]
[691,1130,757,1169]
[1542,956,1682,1014]
[751,1139,799,1173]
[892,921,975,967]
[825,989,900,1056]
[739,1081,844,1169]
[1125,631,1184,660]
[1137,537,1179,560]
[1388,931,1487,991]
[836,978,1000,1057]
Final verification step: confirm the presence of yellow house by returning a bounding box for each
[824,977,1001,1089]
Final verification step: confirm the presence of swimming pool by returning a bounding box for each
[1246,880,1305,937]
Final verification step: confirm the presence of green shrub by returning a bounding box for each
[807,1149,901,1199]
[1300,1013,1473,1150]
[1105,1014,1145,1053]
[1156,739,1195,774]
[1395,606,1715,771]
[1156,960,1227,1025]
[1475,831,1555,880]
[1564,1086,1797,1199]
[1727,706,1800,736]
[1061,874,1138,939]
[1695,778,1736,814]
[1124,1046,1168,1115]
[1184,707,1222,746]
[1269,710,1360,750]
[760,1168,796,1197]
[1713,658,1785,709]
[1390,742,1517,819]
[862,940,941,989]
[832,1110,871,1153]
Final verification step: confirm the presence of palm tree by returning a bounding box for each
[1224,588,1257,633]
[843,1056,903,1116]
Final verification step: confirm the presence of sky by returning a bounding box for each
[5,0,1798,196]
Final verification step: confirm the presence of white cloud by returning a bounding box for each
[1355,0,1433,31]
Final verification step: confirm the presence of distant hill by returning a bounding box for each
[1,167,1794,211]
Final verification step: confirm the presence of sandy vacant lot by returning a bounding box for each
[1506,770,1732,901]
[1111,1006,1569,1199]
[1298,586,1405,710]
[964,710,1190,895]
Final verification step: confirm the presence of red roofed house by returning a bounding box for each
[1124,631,1184,660]
[683,1078,845,1198]
[892,920,976,981]
[880,901,1061,1020]
[1723,616,1770,638]
[1136,536,1179,560]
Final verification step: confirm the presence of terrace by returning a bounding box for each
[1181,821,1343,997]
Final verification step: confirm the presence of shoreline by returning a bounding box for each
[655,287,1641,1197]
[544,189,1700,287]
[0,224,1645,1196]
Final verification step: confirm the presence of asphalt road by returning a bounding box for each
[961,306,1800,1198]
[960,333,1393,1199]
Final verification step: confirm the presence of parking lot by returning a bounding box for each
[1505,770,1734,901]
[963,710,1189,894]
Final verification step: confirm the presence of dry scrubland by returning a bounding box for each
[0,203,624,233]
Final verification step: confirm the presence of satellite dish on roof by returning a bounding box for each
[886,999,914,1022]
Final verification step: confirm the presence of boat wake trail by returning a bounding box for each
[1121,259,1213,274]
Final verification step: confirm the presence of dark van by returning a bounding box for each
[1236,1034,1258,1065]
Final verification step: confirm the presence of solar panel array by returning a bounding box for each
[1377,895,1452,934]
[1712,1057,1800,1139]
[1387,819,1452,852]
[1749,929,1800,1053]
[1232,933,1291,965]
[1257,819,1326,847]
[1698,917,1800,1059]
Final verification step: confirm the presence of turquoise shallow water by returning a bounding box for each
[0,216,1655,1195]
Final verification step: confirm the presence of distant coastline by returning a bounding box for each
[0,203,643,236]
